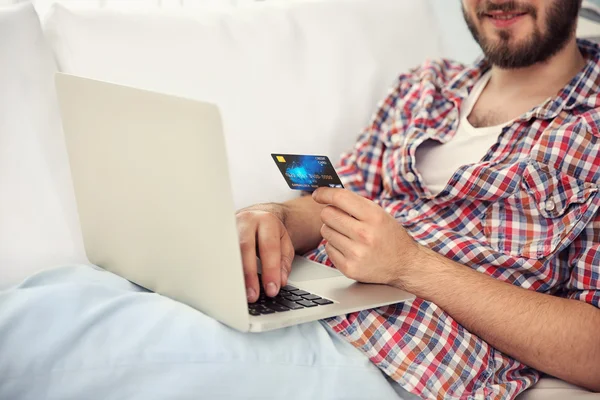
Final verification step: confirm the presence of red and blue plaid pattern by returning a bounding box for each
[304,39,600,399]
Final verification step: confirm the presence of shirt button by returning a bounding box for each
[405,172,416,183]
[545,200,556,212]
[408,209,419,219]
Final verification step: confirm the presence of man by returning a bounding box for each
[237,0,600,397]
[1,0,598,399]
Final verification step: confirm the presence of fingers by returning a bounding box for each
[237,209,294,302]
[319,205,362,241]
[237,215,260,303]
[257,222,283,297]
[325,242,346,274]
[312,188,372,221]
[320,223,354,256]
[280,229,295,287]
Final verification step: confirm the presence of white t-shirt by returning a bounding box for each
[415,71,506,195]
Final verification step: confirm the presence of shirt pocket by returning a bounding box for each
[483,160,599,259]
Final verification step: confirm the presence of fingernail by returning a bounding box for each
[266,282,278,297]
[246,287,256,301]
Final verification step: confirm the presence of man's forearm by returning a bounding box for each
[282,195,327,253]
[404,247,600,392]
[243,195,325,254]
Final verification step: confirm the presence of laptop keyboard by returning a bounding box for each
[248,277,334,316]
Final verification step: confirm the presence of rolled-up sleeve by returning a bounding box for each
[565,209,600,308]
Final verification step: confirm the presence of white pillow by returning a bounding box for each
[44,0,442,209]
[430,0,482,63]
[0,1,86,288]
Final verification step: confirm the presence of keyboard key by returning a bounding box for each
[276,298,304,310]
[290,290,309,296]
[252,281,330,312]
[301,294,322,301]
[297,300,318,307]
[265,303,291,312]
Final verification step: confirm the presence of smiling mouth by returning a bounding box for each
[485,13,527,21]
[485,12,528,20]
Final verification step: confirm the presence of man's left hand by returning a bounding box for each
[312,187,422,288]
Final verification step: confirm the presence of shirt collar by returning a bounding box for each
[442,39,600,121]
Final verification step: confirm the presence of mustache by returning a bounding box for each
[476,1,537,18]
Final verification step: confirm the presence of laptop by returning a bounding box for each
[55,73,415,333]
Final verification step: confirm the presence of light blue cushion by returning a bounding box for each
[0,266,409,400]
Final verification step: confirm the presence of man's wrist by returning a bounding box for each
[237,202,289,226]
[392,244,458,300]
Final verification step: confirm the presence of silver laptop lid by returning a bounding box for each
[55,73,250,332]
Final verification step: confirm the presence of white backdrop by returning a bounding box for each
[3,0,596,57]
[0,0,481,64]
[3,0,245,19]
[3,0,251,7]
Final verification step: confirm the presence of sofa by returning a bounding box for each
[0,0,598,398]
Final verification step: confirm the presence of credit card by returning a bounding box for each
[271,154,344,191]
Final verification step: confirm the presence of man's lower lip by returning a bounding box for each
[485,14,526,28]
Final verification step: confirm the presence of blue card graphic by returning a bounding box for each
[271,154,344,191]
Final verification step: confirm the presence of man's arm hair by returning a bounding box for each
[410,247,600,392]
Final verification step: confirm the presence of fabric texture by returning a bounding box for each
[0,265,409,400]
[416,71,503,195]
[0,1,86,289]
[304,40,600,399]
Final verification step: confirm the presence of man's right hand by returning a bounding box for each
[236,206,295,303]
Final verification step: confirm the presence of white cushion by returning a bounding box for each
[517,377,600,400]
[430,0,482,63]
[0,1,86,288]
[43,0,442,209]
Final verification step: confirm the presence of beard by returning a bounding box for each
[463,0,581,69]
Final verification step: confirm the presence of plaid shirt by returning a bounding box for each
[304,39,600,399]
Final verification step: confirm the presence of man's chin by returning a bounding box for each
[481,27,528,45]
[480,35,534,58]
